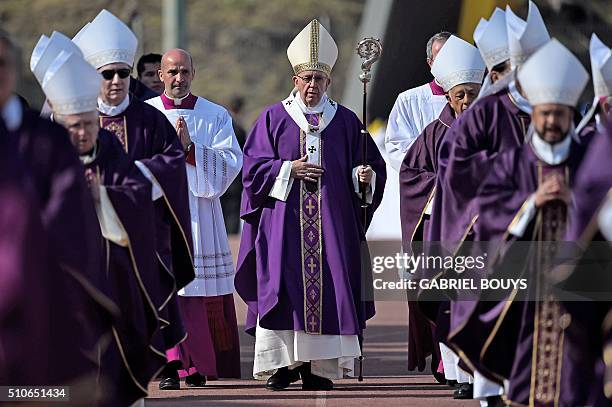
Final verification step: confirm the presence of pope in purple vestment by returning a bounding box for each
[236,17,385,391]
[237,97,386,332]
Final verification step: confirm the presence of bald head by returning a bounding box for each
[159,48,195,98]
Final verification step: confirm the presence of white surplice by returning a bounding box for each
[384,82,447,172]
[147,94,243,297]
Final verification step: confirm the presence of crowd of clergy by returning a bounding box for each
[0,1,611,406]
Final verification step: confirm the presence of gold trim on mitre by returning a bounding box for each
[288,19,337,76]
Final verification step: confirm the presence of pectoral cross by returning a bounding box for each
[305,199,316,215]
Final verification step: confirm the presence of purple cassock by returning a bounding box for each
[0,144,107,396]
[0,110,117,399]
[473,139,590,406]
[427,88,531,247]
[554,122,612,406]
[235,101,385,338]
[83,129,166,405]
[99,96,194,348]
[399,103,456,372]
[422,88,530,377]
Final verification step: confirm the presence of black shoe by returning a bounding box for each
[266,367,299,391]
[486,395,506,407]
[453,383,473,399]
[159,363,180,390]
[446,379,458,388]
[159,376,180,390]
[185,372,206,388]
[300,363,333,391]
[432,371,446,384]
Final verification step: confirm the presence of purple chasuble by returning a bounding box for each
[99,96,194,290]
[423,88,530,381]
[84,130,166,404]
[400,103,454,251]
[235,101,386,336]
[471,141,588,406]
[0,111,118,401]
[427,89,531,248]
[399,103,455,372]
[557,123,612,406]
[99,97,194,349]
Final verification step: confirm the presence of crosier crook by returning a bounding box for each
[355,36,382,382]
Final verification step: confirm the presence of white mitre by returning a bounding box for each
[30,31,83,85]
[41,51,102,115]
[506,0,550,69]
[287,19,338,76]
[73,9,137,69]
[430,35,485,92]
[473,7,509,71]
[518,39,588,107]
[589,33,612,98]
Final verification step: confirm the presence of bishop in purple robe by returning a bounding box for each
[0,120,113,404]
[474,40,591,406]
[236,20,385,391]
[550,122,612,406]
[399,34,484,390]
[0,31,116,400]
[37,46,170,404]
[73,9,196,356]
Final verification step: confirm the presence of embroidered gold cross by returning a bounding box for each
[305,199,316,215]
[307,257,317,274]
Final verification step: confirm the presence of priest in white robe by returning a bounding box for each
[384,31,451,172]
[147,48,243,385]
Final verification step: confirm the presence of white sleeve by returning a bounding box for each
[96,186,129,247]
[508,194,537,238]
[186,110,243,199]
[424,191,435,215]
[598,195,612,242]
[134,160,163,201]
[268,160,295,202]
[352,166,376,204]
[385,94,419,172]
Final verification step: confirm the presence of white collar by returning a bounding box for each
[98,94,130,116]
[165,91,192,106]
[282,90,337,134]
[530,131,572,165]
[1,95,23,131]
[509,78,532,114]
[294,91,327,114]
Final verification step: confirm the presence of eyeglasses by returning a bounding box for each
[100,68,132,80]
[296,74,328,84]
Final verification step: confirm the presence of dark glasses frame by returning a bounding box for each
[100,68,132,80]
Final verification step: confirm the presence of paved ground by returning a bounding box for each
[145,300,479,406]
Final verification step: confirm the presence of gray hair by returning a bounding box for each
[426,31,452,60]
